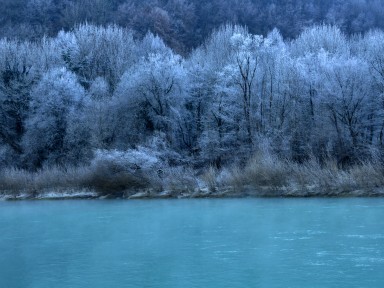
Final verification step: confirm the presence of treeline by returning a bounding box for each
[1,23,384,172]
[1,0,384,53]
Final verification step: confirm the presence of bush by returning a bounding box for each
[84,156,150,196]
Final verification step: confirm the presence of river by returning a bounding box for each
[0,198,383,287]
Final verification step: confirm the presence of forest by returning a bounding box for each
[1,2,384,197]
[1,0,384,54]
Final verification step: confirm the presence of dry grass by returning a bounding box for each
[161,167,198,193]
[226,151,384,196]
[0,159,195,197]
[0,166,92,196]
[0,168,34,193]
[201,166,220,192]
[348,163,384,188]
[228,151,290,189]
[2,150,384,198]
[0,159,153,197]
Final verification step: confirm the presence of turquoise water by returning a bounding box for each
[0,198,384,288]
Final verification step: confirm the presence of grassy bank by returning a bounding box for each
[0,152,197,199]
[1,151,384,200]
[224,152,384,197]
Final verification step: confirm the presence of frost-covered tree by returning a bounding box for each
[87,76,115,149]
[138,32,174,58]
[287,26,352,161]
[186,25,245,166]
[23,67,91,168]
[0,39,41,165]
[57,24,136,90]
[113,51,188,149]
[360,30,384,147]
[291,24,350,57]
[229,30,266,146]
[320,55,376,160]
[193,25,269,165]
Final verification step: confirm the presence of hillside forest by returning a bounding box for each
[1,2,384,195]
[1,0,384,54]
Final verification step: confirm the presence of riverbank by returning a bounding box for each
[2,151,384,200]
[2,184,384,201]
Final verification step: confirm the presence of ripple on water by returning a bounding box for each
[343,234,384,240]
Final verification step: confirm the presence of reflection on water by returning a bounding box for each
[0,198,384,288]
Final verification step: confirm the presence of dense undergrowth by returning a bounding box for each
[1,149,384,199]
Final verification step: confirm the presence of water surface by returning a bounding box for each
[0,198,383,288]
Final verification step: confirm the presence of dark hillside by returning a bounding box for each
[1,0,384,53]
